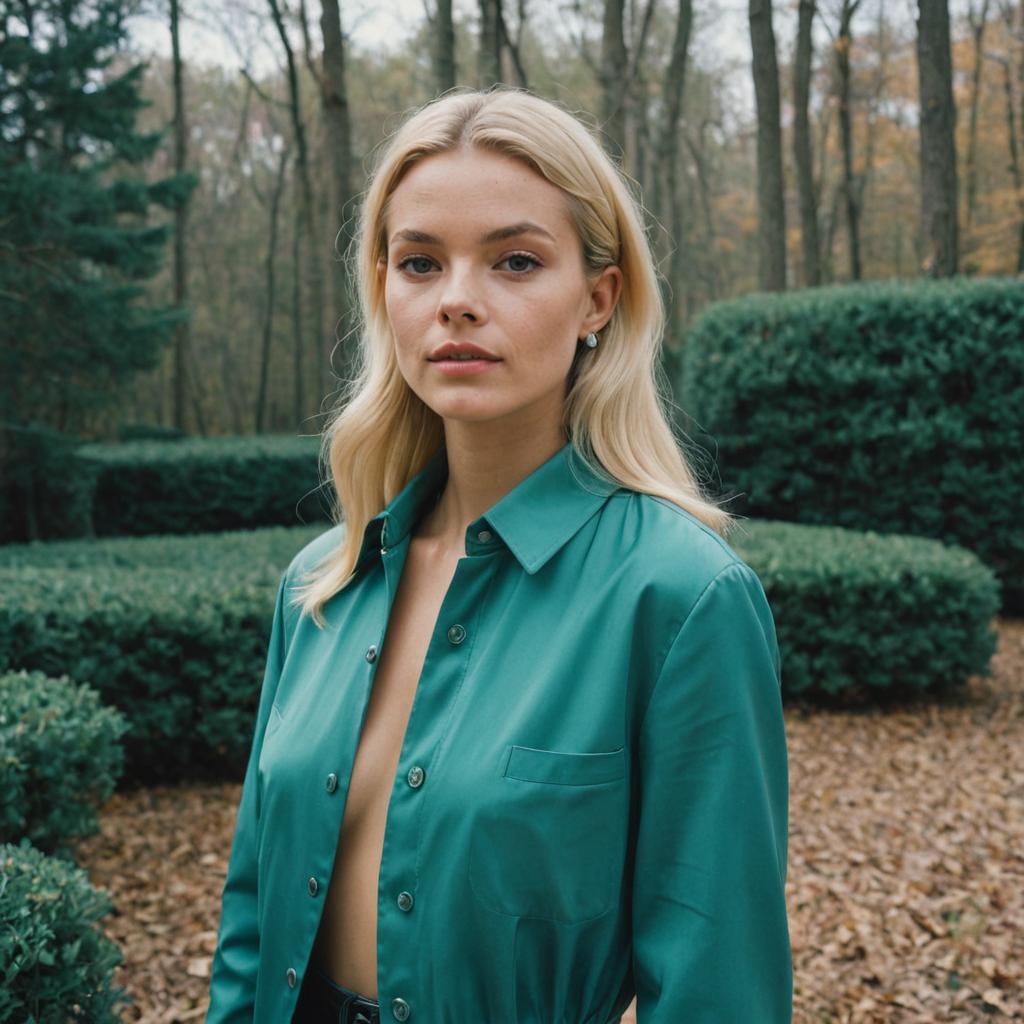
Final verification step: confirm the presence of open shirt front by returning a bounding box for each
[206,439,793,1024]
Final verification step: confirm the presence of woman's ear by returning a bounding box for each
[583,265,623,336]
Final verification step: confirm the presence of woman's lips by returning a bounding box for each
[429,358,502,376]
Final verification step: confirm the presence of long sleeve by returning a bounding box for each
[206,568,291,1024]
[631,562,792,1023]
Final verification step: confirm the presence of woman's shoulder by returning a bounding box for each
[600,489,761,606]
[284,522,348,585]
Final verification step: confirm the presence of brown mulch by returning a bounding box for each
[76,618,1024,1023]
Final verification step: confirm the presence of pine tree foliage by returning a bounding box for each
[0,0,196,433]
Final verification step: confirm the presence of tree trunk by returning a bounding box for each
[320,0,358,385]
[170,0,191,431]
[837,0,863,280]
[268,0,323,417]
[436,0,456,93]
[479,0,502,86]
[600,0,628,162]
[653,0,693,352]
[915,0,959,276]
[257,146,290,433]
[749,0,787,291]
[964,0,991,235]
[793,0,820,286]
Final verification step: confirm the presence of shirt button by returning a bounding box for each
[286,967,297,988]
[366,644,378,662]
[446,623,466,645]
[397,891,413,911]
[477,529,493,543]
[407,766,425,788]
[308,877,319,897]
[325,772,338,794]
[391,997,411,1021]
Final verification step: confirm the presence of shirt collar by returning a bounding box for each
[355,440,622,576]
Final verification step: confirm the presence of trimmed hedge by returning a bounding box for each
[0,526,322,784]
[0,519,1000,784]
[730,519,1000,700]
[0,671,128,855]
[80,433,328,537]
[0,840,126,1023]
[0,432,330,543]
[678,276,1024,611]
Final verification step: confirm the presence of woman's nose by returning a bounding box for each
[437,268,486,324]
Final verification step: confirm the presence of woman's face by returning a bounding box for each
[378,146,620,437]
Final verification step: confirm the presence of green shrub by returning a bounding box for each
[0,671,128,854]
[0,525,323,784]
[0,840,126,1023]
[78,432,327,537]
[732,519,1000,700]
[679,276,1024,611]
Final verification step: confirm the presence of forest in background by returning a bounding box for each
[6,0,1020,439]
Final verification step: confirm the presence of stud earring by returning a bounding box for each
[584,332,598,349]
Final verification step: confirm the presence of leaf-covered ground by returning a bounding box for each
[77,618,1024,1023]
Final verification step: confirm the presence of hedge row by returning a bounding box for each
[679,275,1024,612]
[1,431,327,544]
[0,519,1000,785]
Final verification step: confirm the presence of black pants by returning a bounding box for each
[292,967,381,1024]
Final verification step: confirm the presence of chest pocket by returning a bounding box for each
[468,744,627,923]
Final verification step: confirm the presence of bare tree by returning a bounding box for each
[267,0,327,418]
[601,0,628,161]
[749,0,787,290]
[652,0,694,350]
[480,0,502,85]
[793,0,821,285]
[318,0,358,384]
[964,0,991,236]
[170,0,203,432]
[436,0,456,92]
[915,0,959,276]
[835,0,864,279]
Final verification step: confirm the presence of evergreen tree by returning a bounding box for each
[0,0,196,539]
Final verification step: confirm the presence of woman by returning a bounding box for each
[206,86,792,1024]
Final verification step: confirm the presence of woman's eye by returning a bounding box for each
[498,253,541,274]
[395,252,541,276]
[396,256,434,275]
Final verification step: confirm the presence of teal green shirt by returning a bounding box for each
[206,440,792,1023]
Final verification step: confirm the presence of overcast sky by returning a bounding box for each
[126,0,759,80]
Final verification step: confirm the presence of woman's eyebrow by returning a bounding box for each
[389,221,557,246]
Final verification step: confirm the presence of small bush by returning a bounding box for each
[0,671,128,854]
[0,840,126,1023]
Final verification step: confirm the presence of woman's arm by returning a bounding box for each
[631,562,792,1022]
[205,568,291,1024]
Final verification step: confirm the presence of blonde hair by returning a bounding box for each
[293,86,735,628]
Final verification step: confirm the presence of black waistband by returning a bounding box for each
[292,968,380,1024]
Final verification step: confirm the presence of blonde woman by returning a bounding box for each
[206,86,792,1024]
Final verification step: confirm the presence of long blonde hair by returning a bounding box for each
[293,86,735,628]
